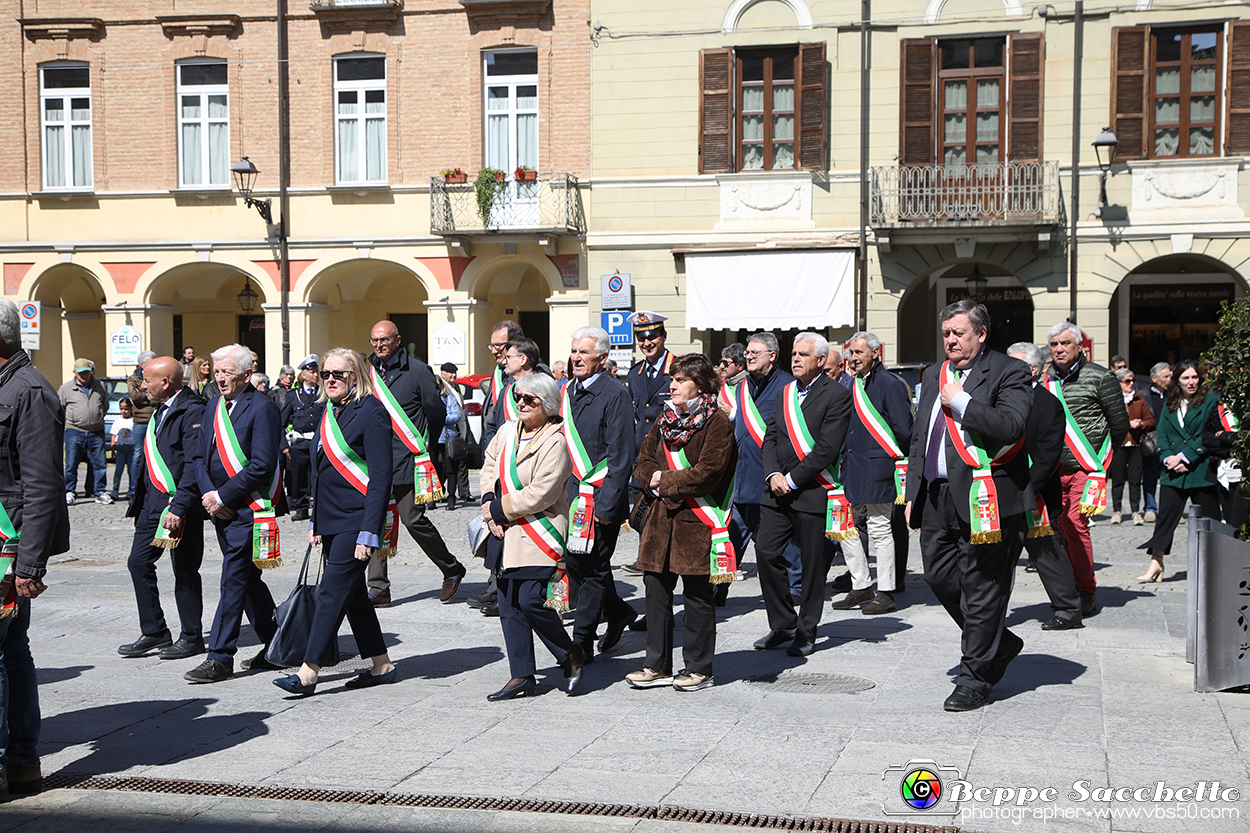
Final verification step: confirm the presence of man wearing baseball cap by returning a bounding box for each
[59,358,110,505]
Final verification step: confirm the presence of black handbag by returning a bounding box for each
[629,489,657,533]
[1140,429,1158,457]
[265,544,341,669]
[447,434,468,461]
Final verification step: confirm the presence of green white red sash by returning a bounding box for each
[738,381,767,447]
[319,404,400,558]
[370,366,444,504]
[560,382,608,552]
[212,397,282,569]
[719,382,737,421]
[941,362,1025,544]
[0,503,19,618]
[500,423,569,611]
[1219,402,1239,432]
[852,375,908,504]
[780,381,855,541]
[144,417,181,549]
[1041,376,1113,516]
[662,442,737,583]
[1026,494,1053,538]
[491,365,505,407]
[503,385,519,421]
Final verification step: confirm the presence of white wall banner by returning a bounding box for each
[685,249,855,329]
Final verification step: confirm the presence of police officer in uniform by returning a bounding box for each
[280,354,319,521]
[622,311,673,577]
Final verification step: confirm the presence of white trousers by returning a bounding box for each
[842,502,896,592]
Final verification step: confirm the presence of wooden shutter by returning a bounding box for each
[1111,26,1149,160]
[699,48,734,173]
[900,38,936,164]
[797,42,828,170]
[1226,21,1250,154]
[1008,32,1044,161]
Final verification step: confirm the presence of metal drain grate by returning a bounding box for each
[745,672,876,695]
[41,773,958,832]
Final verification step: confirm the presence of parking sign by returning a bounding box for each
[19,303,40,351]
[601,311,632,346]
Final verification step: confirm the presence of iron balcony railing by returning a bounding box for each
[430,173,586,236]
[869,161,1059,225]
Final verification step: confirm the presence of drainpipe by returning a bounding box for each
[858,0,870,331]
[1068,0,1083,325]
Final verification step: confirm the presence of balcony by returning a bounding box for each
[430,173,585,249]
[309,0,402,30]
[870,161,1060,228]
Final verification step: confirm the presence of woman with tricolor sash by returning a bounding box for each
[274,349,396,696]
[1137,361,1220,582]
[628,354,737,692]
[479,373,581,701]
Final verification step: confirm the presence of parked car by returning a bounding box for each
[454,374,491,468]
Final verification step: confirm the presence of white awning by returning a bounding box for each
[685,250,855,330]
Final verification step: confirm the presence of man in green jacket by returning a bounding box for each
[1045,322,1130,616]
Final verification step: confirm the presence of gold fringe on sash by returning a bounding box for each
[1027,523,1054,539]
[151,536,180,549]
[894,494,906,505]
[971,530,1002,545]
[709,571,736,584]
[826,529,859,542]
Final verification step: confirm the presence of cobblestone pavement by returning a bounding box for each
[4,480,1248,833]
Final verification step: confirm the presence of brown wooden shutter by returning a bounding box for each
[699,48,734,173]
[797,42,828,170]
[1226,21,1250,154]
[900,38,936,164]
[1008,32,1044,161]
[1111,26,1149,160]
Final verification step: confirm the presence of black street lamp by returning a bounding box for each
[236,278,259,314]
[231,156,274,225]
[965,264,988,302]
[1092,127,1119,206]
[231,153,290,368]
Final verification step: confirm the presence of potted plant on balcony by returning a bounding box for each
[515,165,537,182]
[440,167,466,184]
[475,167,506,226]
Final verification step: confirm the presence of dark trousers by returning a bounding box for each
[498,571,573,678]
[128,509,205,642]
[1020,531,1081,622]
[367,480,465,594]
[207,515,277,664]
[1110,445,1144,513]
[0,598,39,767]
[439,446,466,504]
[287,441,312,512]
[756,503,832,643]
[920,480,1024,696]
[729,502,802,591]
[644,571,715,678]
[565,520,635,652]
[305,533,386,667]
[1217,483,1248,531]
[1141,484,1220,555]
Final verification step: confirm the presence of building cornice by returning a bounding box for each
[156,15,242,38]
[19,18,103,40]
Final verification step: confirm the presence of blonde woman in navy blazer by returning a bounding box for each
[275,348,396,696]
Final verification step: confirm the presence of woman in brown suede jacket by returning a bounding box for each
[629,353,737,692]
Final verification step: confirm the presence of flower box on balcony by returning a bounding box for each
[444,173,466,184]
[516,169,537,182]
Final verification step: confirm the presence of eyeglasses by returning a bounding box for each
[515,393,542,408]
[369,335,399,345]
[718,359,733,366]
[488,342,508,352]
[744,349,768,357]
[319,369,352,382]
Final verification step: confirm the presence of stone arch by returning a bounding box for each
[28,263,109,381]
[924,0,1024,24]
[462,253,562,369]
[301,257,436,358]
[722,0,813,31]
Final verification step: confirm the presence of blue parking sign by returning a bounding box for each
[601,311,632,346]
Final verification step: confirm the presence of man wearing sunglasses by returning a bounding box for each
[279,355,320,521]
[367,320,466,607]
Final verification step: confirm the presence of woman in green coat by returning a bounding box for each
[1137,361,1220,581]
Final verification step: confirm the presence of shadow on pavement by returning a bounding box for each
[38,665,94,685]
[395,645,504,680]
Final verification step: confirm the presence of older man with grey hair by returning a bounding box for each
[1141,361,1172,521]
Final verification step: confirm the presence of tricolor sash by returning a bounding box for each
[738,381,767,448]
[143,419,181,549]
[319,404,400,559]
[1219,402,1239,432]
[503,385,519,421]
[662,443,737,583]
[491,365,505,407]
[719,381,738,421]
[212,398,282,569]
[1042,376,1114,516]
[852,375,908,504]
[370,367,444,504]
[1026,494,1053,538]
[780,382,855,541]
[561,383,608,550]
[940,362,1025,544]
[0,503,19,617]
[500,423,570,611]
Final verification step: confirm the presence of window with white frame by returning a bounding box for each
[178,61,230,187]
[484,50,538,175]
[334,55,386,184]
[40,63,92,190]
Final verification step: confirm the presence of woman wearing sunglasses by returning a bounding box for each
[274,348,397,695]
[479,372,580,700]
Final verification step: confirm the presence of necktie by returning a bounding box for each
[574,379,585,398]
[153,404,168,436]
[225,399,234,413]
[646,364,656,380]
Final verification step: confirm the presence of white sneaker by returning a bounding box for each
[96,494,114,505]
[65,491,75,506]
[1111,512,1122,524]
[1132,512,1144,525]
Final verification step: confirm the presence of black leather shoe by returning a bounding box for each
[291,510,309,521]
[620,562,644,575]
[562,645,584,695]
[597,608,638,653]
[944,684,989,712]
[1041,615,1082,631]
[118,633,172,657]
[273,673,317,696]
[480,601,500,617]
[487,676,536,701]
[184,659,233,683]
[830,587,876,610]
[987,631,1024,686]
[753,628,796,650]
[829,572,852,593]
[241,647,282,671]
[786,638,816,657]
[628,615,647,632]
[466,590,496,610]
[159,638,206,660]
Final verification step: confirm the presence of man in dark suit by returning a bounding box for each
[1007,342,1082,630]
[186,344,282,683]
[119,357,208,661]
[279,355,319,521]
[481,321,524,452]
[565,326,638,658]
[906,300,1032,711]
[368,319,465,607]
[754,332,852,658]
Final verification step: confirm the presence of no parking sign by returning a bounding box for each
[600,271,631,310]
[19,303,39,351]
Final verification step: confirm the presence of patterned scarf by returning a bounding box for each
[658,393,717,449]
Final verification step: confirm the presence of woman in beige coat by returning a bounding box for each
[479,373,581,701]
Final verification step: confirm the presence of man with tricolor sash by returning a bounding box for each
[1044,322,1130,617]
[367,320,466,607]
[1007,342,1082,631]
[833,332,913,616]
[906,301,1032,712]
[120,357,209,662]
[755,332,852,658]
[0,299,70,799]
[188,344,283,684]
[481,321,524,453]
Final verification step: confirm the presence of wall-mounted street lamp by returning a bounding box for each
[236,278,259,314]
[965,264,988,302]
[231,156,274,225]
[1092,127,1119,206]
[231,154,289,366]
